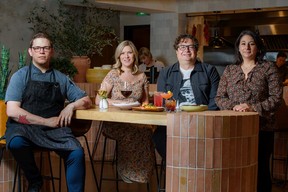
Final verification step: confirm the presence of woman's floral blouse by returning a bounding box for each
[215,61,283,131]
[102,69,148,103]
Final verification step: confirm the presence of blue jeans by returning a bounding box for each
[8,136,85,192]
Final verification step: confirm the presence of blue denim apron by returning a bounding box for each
[5,64,81,150]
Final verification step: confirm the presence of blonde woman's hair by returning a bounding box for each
[139,47,152,60]
[113,40,139,74]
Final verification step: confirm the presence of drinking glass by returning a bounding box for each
[121,81,132,98]
[165,99,176,112]
[153,92,163,107]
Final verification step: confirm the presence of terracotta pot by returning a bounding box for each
[0,100,8,137]
[71,56,91,83]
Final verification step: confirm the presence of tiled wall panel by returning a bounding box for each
[166,112,259,192]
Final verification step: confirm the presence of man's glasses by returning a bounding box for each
[31,46,51,52]
[177,45,196,51]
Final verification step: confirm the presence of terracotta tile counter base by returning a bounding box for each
[165,111,259,192]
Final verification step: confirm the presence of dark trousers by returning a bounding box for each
[8,136,85,192]
[152,126,167,160]
[257,131,274,192]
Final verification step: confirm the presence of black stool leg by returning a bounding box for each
[146,182,150,192]
[115,142,119,192]
[158,159,166,192]
[83,135,100,192]
[47,152,56,192]
[12,163,21,192]
[99,136,107,191]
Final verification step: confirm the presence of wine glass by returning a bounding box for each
[121,81,132,98]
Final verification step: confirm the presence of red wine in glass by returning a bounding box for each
[121,81,132,98]
[121,90,132,98]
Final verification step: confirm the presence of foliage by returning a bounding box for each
[27,0,118,58]
[97,90,108,99]
[0,46,11,100]
[0,46,27,100]
[50,57,78,78]
[18,49,28,69]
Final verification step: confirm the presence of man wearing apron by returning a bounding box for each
[5,33,92,192]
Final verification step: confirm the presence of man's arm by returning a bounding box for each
[6,101,59,127]
[58,96,92,127]
[6,96,92,128]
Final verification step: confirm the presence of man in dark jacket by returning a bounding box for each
[153,34,220,160]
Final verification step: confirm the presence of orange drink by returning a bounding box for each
[165,99,176,112]
[160,91,173,100]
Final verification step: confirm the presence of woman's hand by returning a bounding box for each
[233,103,254,112]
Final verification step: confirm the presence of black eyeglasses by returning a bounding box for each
[31,46,51,52]
[177,45,196,51]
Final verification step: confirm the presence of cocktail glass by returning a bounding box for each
[165,99,176,112]
[160,91,174,111]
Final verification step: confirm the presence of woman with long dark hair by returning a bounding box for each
[215,30,283,192]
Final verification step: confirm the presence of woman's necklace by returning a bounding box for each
[241,63,256,79]
[241,64,256,71]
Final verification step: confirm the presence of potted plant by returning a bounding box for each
[50,57,78,79]
[27,0,118,82]
[0,45,27,137]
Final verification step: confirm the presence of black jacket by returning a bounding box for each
[157,61,220,110]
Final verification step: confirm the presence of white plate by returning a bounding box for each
[112,101,141,110]
[180,105,208,112]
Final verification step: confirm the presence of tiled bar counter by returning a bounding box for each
[165,111,259,192]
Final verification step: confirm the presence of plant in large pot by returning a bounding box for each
[27,0,118,82]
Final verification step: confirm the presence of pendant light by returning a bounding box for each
[209,11,226,48]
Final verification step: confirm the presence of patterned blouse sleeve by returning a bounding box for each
[251,62,283,115]
[100,69,117,90]
[215,66,237,110]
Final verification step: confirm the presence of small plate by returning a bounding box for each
[180,105,208,112]
[112,101,140,110]
[132,106,165,112]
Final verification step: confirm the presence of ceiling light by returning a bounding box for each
[136,12,149,16]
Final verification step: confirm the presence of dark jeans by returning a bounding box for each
[152,126,166,161]
[8,136,85,192]
[257,131,274,192]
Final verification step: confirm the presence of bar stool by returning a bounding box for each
[70,119,100,192]
[98,126,159,192]
[12,150,62,192]
[271,128,288,187]
[157,159,166,192]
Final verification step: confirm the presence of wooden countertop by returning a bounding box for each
[74,106,167,126]
[74,106,258,126]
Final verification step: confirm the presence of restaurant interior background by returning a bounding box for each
[1,0,288,74]
[1,1,288,191]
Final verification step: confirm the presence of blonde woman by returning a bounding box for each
[96,40,155,184]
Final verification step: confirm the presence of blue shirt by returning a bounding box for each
[5,64,86,103]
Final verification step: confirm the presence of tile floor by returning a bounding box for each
[23,157,288,192]
[89,161,288,192]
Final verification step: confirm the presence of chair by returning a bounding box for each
[70,119,100,192]
[271,128,288,187]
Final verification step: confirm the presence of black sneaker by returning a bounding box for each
[28,179,43,192]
